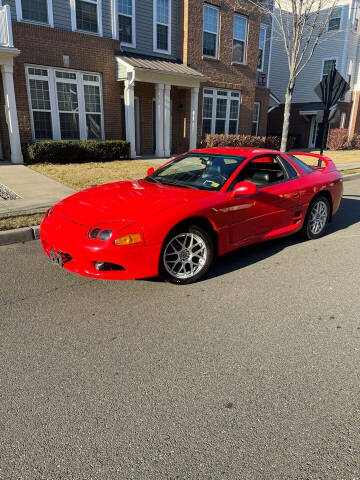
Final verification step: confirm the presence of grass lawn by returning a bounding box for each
[308,150,360,164]
[0,213,45,231]
[29,160,158,191]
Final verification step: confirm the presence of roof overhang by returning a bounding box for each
[115,54,209,88]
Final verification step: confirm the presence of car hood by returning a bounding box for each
[54,179,211,226]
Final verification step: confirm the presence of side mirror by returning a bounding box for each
[147,167,155,176]
[231,181,257,198]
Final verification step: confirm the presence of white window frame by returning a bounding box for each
[252,102,260,136]
[232,13,248,65]
[153,0,171,54]
[15,0,54,27]
[112,0,136,47]
[70,0,103,36]
[202,88,241,135]
[257,25,267,72]
[328,5,342,31]
[202,4,219,59]
[320,57,337,81]
[25,65,105,141]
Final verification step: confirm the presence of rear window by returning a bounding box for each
[287,155,314,174]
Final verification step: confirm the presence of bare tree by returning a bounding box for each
[243,0,340,151]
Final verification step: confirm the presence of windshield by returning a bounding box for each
[146,154,246,191]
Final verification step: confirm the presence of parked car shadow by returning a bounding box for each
[205,196,360,281]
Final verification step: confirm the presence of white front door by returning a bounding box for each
[308,117,318,149]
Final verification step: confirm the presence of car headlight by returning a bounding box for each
[114,233,142,246]
[88,227,113,241]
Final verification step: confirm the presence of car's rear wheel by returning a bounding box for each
[302,196,330,240]
[160,225,214,284]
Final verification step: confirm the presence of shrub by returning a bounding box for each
[203,134,295,151]
[327,129,350,150]
[350,133,360,149]
[23,140,130,164]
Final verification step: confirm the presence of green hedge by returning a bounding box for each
[23,140,130,164]
[203,134,296,150]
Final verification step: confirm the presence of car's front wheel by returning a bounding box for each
[302,195,331,240]
[160,225,214,284]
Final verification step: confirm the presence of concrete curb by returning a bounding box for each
[0,225,40,246]
[342,172,360,182]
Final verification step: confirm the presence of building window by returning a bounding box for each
[328,6,341,31]
[154,0,171,53]
[71,0,102,34]
[232,14,248,64]
[321,58,336,80]
[203,4,219,58]
[118,0,135,45]
[15,0,53,26]
[202,89,241,135]
[26,66,103,141]
[257,26,266,71]
[251,102,260,136]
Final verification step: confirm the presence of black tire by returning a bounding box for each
[159,225,214,285]
[302,195,331,240]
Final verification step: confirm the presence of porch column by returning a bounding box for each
[164,84,171,157]
[155,83,164,157]
[1,62,23,164]
[189,86,199,150]
[124,79,136,159]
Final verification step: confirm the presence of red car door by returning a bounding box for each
[227,155,303,246]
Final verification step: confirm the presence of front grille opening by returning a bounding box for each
[94,262,125,271]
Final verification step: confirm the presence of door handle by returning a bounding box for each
[293,193,300,198]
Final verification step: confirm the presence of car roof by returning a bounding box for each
[189,147,281,157]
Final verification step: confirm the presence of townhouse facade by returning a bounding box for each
[0,0,271,163]
[268,0,360,148]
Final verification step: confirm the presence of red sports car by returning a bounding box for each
[40,148,343,284]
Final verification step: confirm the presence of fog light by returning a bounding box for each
[94,262,125,271]
[114,233,142,246]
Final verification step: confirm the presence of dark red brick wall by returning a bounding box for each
[183,0,264,142]
[10,22,123,146]
[255,86,270,137]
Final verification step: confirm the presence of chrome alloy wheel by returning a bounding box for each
[309,200,328,235]
[163,233,207,280]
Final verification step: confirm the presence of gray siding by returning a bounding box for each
[102,0,112,38]
[53,0,72,30]
[269,1,354,105]
[7,0,178,59]
[123,0,178,59]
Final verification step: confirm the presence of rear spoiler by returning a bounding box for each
[289,152,336,172]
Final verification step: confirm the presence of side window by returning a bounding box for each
[287,154,314,174]
[237,155,289,186]
[277,155,298,178]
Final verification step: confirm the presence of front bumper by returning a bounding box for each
[40,214,162,280]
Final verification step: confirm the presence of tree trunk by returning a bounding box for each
[280,81,295,152]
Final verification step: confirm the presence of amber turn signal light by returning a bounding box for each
[114,233,142,246]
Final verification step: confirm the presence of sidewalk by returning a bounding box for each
[0,165,75,216]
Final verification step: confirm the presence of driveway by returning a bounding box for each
[0,178,359,480]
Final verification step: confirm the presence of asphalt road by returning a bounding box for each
[1,178,359,480]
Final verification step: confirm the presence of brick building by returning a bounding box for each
[0,0,270,163]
